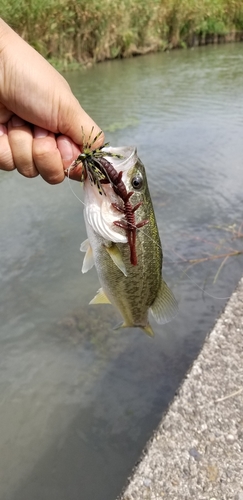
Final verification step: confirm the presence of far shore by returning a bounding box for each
[2,0,243,70]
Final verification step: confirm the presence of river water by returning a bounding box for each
[1,43,243,500]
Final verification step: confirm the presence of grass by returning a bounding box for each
[1,0,243,68]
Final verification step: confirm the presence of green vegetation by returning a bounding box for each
[1,0,243,68]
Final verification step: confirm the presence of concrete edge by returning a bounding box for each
[118,278,243,500]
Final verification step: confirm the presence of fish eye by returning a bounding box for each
[131,175,143,190]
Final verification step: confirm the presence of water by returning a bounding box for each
[1,43,243,500]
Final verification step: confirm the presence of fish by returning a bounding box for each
[80,145,178,337]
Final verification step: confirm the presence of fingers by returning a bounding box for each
[64,163,83,182]
[8,116,38,177]
[0,124,15,170]
[57,135,83,182]
[32,127,65,184]
[56,135,81,171]
[0,114,84,183]
[0,103,13,123]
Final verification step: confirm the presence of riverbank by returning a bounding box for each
[118,277,243,500]
[1,0,243,69]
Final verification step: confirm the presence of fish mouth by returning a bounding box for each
[102,146,137,175]
[83,146,138,243]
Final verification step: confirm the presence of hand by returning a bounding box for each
[0,19,104,183]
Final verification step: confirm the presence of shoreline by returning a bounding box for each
[118,277,243,499]
[47,32,243,71]
[2,0,243,71]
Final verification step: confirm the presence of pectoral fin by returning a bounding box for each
[80,239,94,273]
[80,239,90,252]
[150,279,178,324]
[89,288,111,305]
[105,244,127,277]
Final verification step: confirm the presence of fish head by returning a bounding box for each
[83,146,153,244]
[103,146,151,210]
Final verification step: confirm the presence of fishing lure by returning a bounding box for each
[71,128,122,195]
[71,128,148,266]
[97,159,149,266]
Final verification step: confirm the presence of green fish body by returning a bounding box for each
[81,146,178,336]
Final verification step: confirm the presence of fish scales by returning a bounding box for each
[81,146,178,336]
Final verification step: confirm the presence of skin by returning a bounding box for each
[0,18,104,183]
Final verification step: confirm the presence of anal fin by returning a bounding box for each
[89,288,111,305]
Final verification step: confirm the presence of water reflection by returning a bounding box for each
[1,43,243,500]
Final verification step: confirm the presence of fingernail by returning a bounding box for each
[58,138,73,161]
[12,116,25,127]
[34,127,49,139]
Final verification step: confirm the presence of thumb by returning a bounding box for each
[57,92,105,149]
